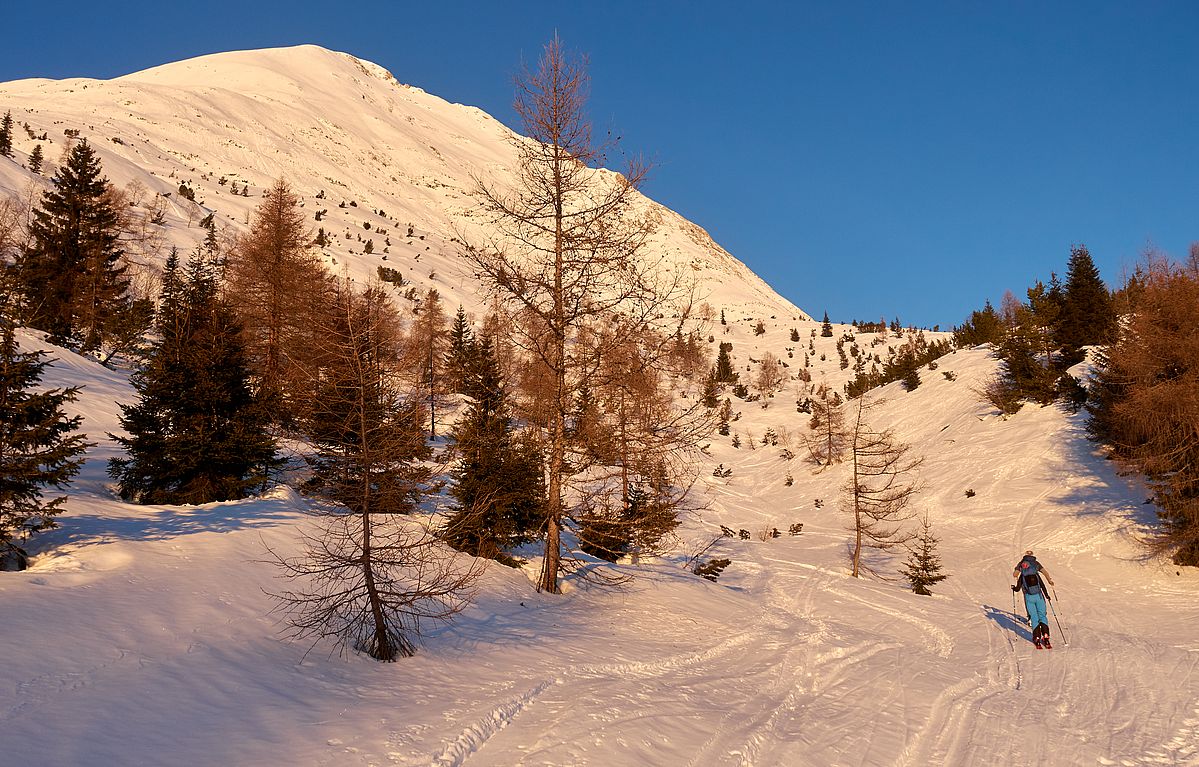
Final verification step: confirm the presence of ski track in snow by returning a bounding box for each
[423,604,783,766]
[428,678,559,767]
[833,587,954,658]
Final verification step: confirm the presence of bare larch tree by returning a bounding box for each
[226,178,329,424]
[806,383,848,467]
[270,280,480,660]
[461,37,692,593]
[843,396,922,577]
[574,321,713,564]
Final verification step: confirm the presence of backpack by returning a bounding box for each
[1017,557,1043,595]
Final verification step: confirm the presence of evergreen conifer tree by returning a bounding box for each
[899,352,921,392]
[443,335,544,561]
[444,305,475,395]
[0,313,89,569]
[821,311,834,337]
[715,342,737,383]
[28,144,42,175]
[985,306,1059,413]
[413,288,447,437]
[1055,244,1115,365]
[304,283,431,517]
[1025,279,1063,365]
[901,514,948,595]
[0,111,12,158]
[568,380,609,460]
[17,139,131,352]
[701,368,720,408]
[108,252,277,504]
[952,300,1004,347]
[717,398,732,436]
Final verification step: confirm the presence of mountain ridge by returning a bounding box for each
[0,44,809,324]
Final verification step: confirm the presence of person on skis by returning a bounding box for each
[1012,550,1055,648]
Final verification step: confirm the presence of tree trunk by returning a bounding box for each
[362,505,394,661]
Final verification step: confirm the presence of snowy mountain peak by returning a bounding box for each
[117,45,401,95]
[0,45,808,323]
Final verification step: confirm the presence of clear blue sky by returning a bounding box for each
[2,1,1196,329]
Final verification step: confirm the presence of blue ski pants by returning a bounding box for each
[1024,592,1048,629]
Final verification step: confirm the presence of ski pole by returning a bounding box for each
[1049,584,1068,634]
[1047,594,1069,646]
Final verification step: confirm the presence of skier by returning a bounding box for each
[1012,550,1055,649]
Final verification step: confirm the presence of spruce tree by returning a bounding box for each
[414,288,447,438]
[1056,244,1115,365]
[108,252,277,504]
[443,335,543,561]
[701,368,719,408]
[0,315,89,569]
[568,380,608,460]
[444,305,475,394]
[304,283,431,517]
[18,139,130,352]
[986,307,1059,413]
[28,144,43,175]
[715,342,737,383]
[1026,279,1063,365]
[953,300,1004,347]
[717,398,732,436]
[899,352,921,392]
[902,515,948,595]
[0,111,12,158]
[821,311,834,337]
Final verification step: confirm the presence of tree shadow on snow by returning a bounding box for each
[1039,411,1164,558]
[982,603,1031,641]
[40,496,297,552]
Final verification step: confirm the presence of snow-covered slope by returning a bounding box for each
[2,45,1197,767]
[0,44,805,324]
[3,320,1198,766]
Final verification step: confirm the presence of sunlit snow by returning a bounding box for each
[2,46,1197,767]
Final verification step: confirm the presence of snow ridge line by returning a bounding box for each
[428,678,557,767]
